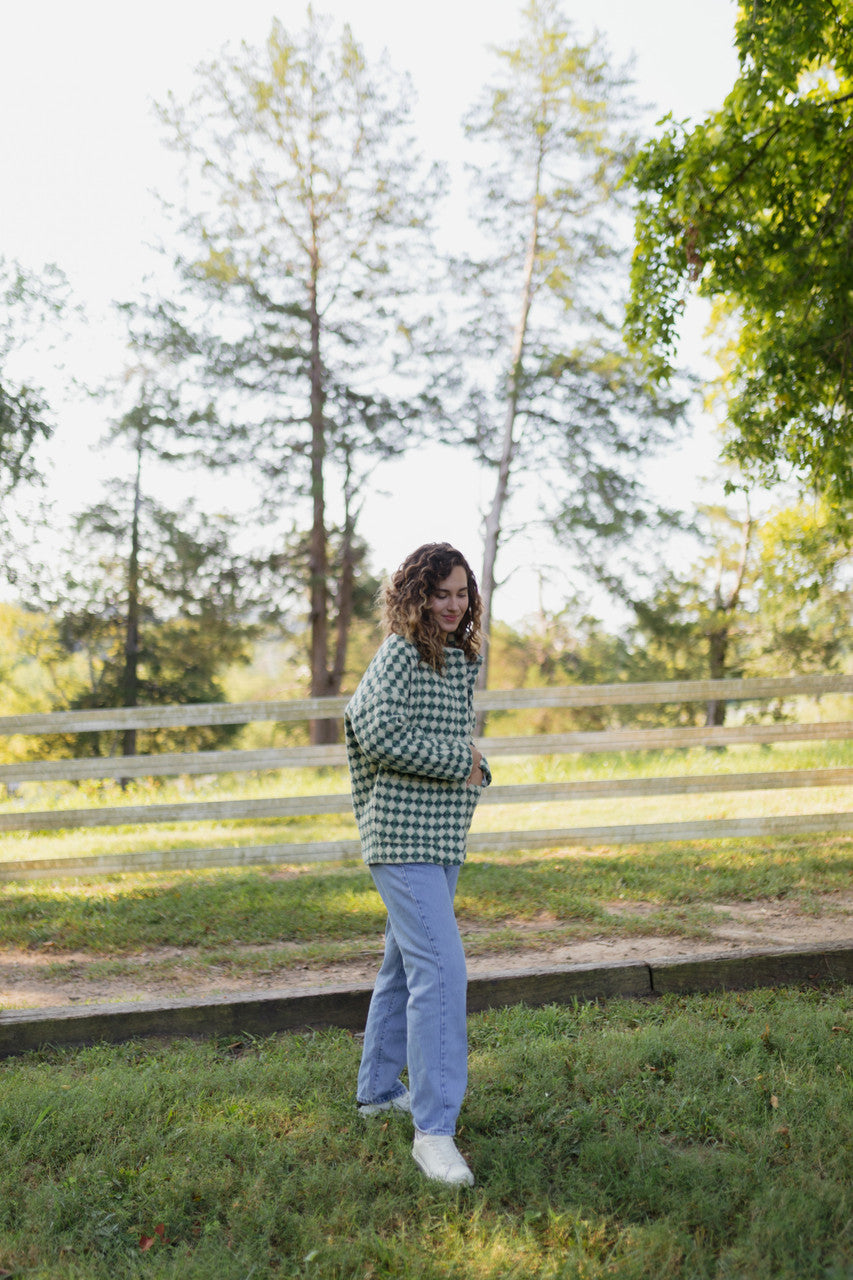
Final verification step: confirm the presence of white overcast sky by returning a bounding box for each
[0,0,740,622]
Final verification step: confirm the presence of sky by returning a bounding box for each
[0,0,740,623]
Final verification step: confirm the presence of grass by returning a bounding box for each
[1,834,851,1002]
[0,984,850,1278]
[1,833,851,955]
[1,742,851,1003]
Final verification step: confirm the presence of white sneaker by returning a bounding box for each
[357,1088,412,1118]
[412,1133,475,1186]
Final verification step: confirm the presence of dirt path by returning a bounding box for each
[3,895,852,1010]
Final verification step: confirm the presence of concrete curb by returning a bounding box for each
[1,942,851,1060]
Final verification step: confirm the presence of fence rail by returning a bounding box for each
[1,675,851,881]
[3,720,853,788]
[1,673,850,737]
[3,767,853,836]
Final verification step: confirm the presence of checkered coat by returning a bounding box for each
[345,633,491,865]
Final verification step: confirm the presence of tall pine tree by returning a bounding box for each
[455,0,681,695]
[131,12,442,740]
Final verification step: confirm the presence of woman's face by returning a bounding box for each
[428,564,470,638]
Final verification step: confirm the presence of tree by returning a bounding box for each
[621,488,853,728]
[264,521,383,695]
[486,609,631,734]
[628,500,755,726]
[132,10,441,740]
[627,0,853,501]
[30,389,258,760]
[0,258,70,573]
[750,501,853,678]
[456,0,683,695]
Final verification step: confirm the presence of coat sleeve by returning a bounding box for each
[346,639,474,782]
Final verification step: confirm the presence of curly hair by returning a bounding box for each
[382,543,483,671]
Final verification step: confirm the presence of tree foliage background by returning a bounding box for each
[627,0,853,500]
[1,1,852,748]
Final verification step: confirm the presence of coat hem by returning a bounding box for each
[362,850,467,867]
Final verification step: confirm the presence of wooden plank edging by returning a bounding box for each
[0,943,849,1060]
[650,944,853,993]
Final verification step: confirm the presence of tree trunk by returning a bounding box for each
[307,213,337,745]
[122,433,143,759]
[705,622,729,727]
[330,456,358,699]
[704,506,753,729]
[476,139,543,731]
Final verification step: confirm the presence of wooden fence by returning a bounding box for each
[1,674,852,881]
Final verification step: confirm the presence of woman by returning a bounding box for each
[345,543,490,1187]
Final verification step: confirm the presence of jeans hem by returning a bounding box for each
[356,1086,407,1107]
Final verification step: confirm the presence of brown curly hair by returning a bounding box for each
[382,543,483,671]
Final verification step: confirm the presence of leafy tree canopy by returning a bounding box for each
[627,0,853,500]
[0,259,69,501]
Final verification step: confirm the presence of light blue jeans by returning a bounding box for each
[356,862,467,1136]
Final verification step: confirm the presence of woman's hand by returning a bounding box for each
[467,744,484,787]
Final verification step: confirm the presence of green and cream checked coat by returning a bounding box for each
[345,633,491,865]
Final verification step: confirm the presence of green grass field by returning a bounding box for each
[1,985,850,1279]
[1,743,852,1000]
[0,833,851,1000]
[2,742,851,1275]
